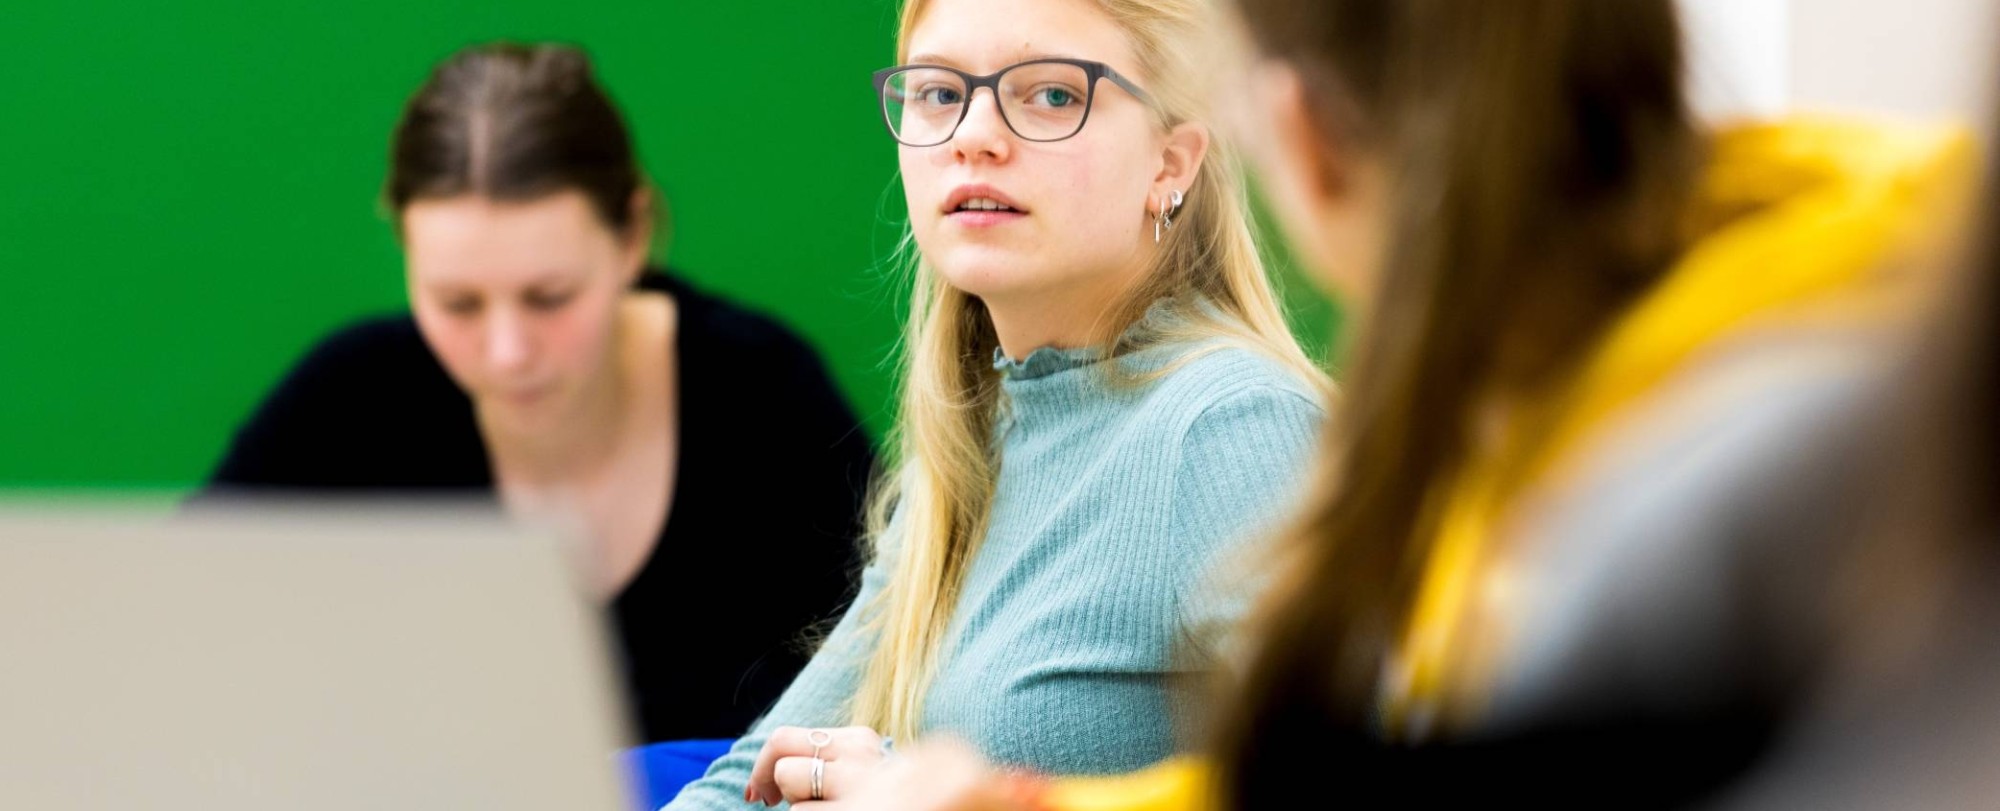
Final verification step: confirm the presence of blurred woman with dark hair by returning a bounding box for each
[204,43,877,746]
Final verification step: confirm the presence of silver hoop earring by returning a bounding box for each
[1152,189,1184,245]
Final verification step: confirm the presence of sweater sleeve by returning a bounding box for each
[662,516,898,811]
[1168,383,1323,671]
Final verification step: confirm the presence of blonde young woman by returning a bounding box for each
[662,0,1325,807]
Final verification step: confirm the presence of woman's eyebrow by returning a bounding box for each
[903,49,1078,68]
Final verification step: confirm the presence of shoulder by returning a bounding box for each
[659,270,831,373]
[1150,345,1326,551]
[1143,342,1325,441]
[1485,333,1896,728]
[281,314,440,388]
[206,313,470,489]
[1533,331,1896,591]
[1547,330,1891,538]
[657,270,873,451]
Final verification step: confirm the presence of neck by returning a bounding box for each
[481,310,637,483]
[985,261,1149,361]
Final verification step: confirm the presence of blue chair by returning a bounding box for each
[624,738,736,810]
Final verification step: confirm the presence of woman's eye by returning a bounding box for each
[444,298,481,316]
[526,292,574,311]
[918,85,964,106]
[1034,86,1077,107]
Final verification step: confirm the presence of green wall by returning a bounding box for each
[0,1,1336,492]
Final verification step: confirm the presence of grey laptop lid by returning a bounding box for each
[0,505,633,810]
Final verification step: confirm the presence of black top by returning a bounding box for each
[204,270,877,743]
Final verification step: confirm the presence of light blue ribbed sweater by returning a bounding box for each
[665,318,1323,810]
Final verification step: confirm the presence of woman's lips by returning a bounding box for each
[498,385,554,406]
[946,209,1028,228]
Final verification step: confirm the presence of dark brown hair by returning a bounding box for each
[1213,0,1702,804]
[1889,93,2000,577]
[1931,134,2000,547]
[386,43,644,233]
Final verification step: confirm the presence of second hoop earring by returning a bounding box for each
[1153,189,1185,244]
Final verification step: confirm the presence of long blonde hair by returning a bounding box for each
[850,0,1325,741]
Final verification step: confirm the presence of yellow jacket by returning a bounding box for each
[1041,116,1974,811]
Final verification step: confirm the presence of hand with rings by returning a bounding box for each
[836,739,1045,811]
[746,725,889,807]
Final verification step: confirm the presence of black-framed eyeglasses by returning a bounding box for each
[871,58,1158,147]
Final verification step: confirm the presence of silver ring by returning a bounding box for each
[807,728,833,760]
[810,755,825,801]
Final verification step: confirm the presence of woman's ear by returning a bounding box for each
[1152,121,1212,206]
[1244,61,1384,298]
[1260,63,1341,199]
[625,186,659,279]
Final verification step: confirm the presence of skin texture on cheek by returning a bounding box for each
[899,0,1165,338]
[398,191,638,428]
[1236,64,1385,309]
[925,133,1160,347]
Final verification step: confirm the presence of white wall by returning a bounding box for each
[1680,0,1791,120]
[1677,0,1995,123]
[1790,0,1996,120]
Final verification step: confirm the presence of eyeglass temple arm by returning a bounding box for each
[1099,66,1159,111]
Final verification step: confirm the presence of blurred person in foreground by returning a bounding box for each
[1703,64,2000,811]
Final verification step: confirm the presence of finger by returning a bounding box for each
[746,732,792,806]
[829,726,886,769]
[748,726,824,804]
[851,740,1023,811]
[750,726,883,805]
[773,754,866,804]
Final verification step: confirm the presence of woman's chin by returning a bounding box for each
[933,254,1050,301]
[476,390,567,432]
